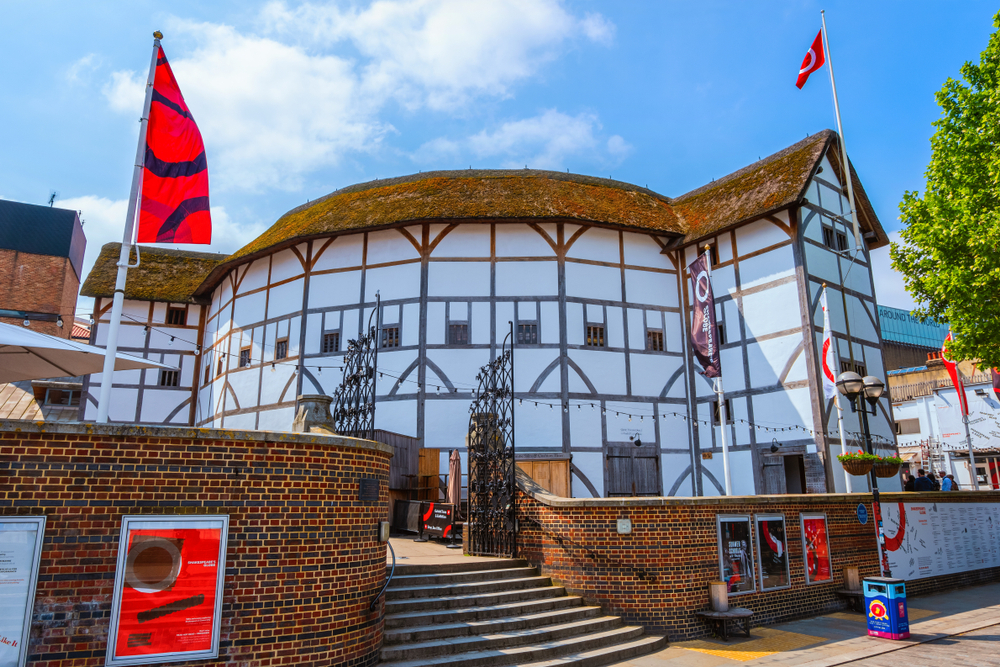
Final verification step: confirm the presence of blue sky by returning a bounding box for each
[2,1,996,317]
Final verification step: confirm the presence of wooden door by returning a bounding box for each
[606,446,660,496]
[762,456,786,494]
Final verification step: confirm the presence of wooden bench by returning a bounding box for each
[835,589,864,613]
[696,608,753,640]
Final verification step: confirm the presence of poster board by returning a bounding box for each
[420,502,455,539]
[880,501,1000,580]
[801,513,832,585]
[0,516,46,667]
[755,514,789,591]
[106,516,229,667]
[716,515,756,595]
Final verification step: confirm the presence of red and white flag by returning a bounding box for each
[820,288,837,399]
[941,332,969,415]
[796,30,826,89]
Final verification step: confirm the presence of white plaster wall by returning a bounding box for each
[571,350,626,396]
[309,271,363,309]
[735,217,791,257]
[365,263,421,302]
[566,262,621,301]
[746,333,804,387]
[496,225,554,257]
[431,224,490,258]
[738,247,795,291]
[566,227,619,263]
[572,451,604,498]
[662,452,694,496]
[569,407,603,449]
[269,247,306,284]
[741,282,801,338]
[496,261,557,297]
[311,235,364,272]
[623,233,669,268]
[239,259,270,293]
[367,229,421,264]
[624,269,677,308]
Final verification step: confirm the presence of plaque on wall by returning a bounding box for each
[801,512,832,584]
[716,515,756,594]
[359,478,380,502]
[106,516,229,667]
[755,514,790,591]
[0,516,46,667]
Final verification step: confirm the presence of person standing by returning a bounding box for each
[914,468,935,492]
[942,474,957,491]
[902,471,916,492]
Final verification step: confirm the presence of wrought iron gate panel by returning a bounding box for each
[467,324,516,557]
[332,295,380,441]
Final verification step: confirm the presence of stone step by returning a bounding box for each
[381,615,623,661]
[394,558,530,577]
[390,566,538,588]
[384,605,603,644]
[378,625,647,667]
[516,634,668,667]
[385,594,586,629]
[385,585,566,614]
[387,575,552,600]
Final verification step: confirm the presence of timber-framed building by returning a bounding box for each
[81,130,897,497]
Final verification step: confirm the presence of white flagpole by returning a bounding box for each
[834,393,852,493]
[95,32,161,424]
[705,246,732,496]
[820,10,862,251]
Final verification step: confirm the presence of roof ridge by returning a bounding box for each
[100,241,229,261]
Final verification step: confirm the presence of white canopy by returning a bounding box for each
[0,321,174,383]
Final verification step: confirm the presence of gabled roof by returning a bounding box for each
[81,243,227,304]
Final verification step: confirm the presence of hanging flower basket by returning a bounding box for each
[837,452,878,477]
[873,456,903,479]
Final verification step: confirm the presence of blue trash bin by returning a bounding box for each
[862,577,909,639]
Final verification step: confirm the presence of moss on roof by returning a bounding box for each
[226,170,682,264]
[80,243,227,304]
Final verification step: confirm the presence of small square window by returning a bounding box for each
[712,398,734,425]
[44,389,79,406]
[275,338,288,360]
[646,330,664,352]
[217,358,224,377]
[382,326,400,348]
[166,307,186,326]
[322,332,340,354]
[837,231,849,251]
[708,245,719,266]
[823,225,836,250]
[840,360,867,376]
[717,323,726,345]
[239,348,251,368]
[448,323,469,345]
[517,322,538,345]
[586,325,605,348]
[159,370,179,387]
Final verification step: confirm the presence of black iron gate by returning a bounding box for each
[332,294,380,440]
[467,323,516,557]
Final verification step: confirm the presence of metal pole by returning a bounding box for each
[860,398,891,577]
[716,377,733,496]
[820,11,862,250]
[509,320,516,557]
[96,33,160,423]
[956,366,981,490]
[834,394,852,492]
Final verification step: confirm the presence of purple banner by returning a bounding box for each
[688,253,721,378]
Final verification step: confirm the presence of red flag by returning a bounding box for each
[941,332,969,415]
[796,30,826,89]
[138,47,211,244]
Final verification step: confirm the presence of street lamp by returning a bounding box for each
[837,371,892,577]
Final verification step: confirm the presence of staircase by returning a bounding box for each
[378,558,665,667]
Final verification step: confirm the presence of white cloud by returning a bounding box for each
[416,109,632,170]
[870,230,917,311]
[102,1,614,192]
[59,195,263,316]
[66,54,102,84]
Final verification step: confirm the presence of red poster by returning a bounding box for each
[803,516,832,582]
[114,528,221,657]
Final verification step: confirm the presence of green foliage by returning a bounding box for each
[877,456,903,466]
[892,12,1000,368]
[837,451,879,463]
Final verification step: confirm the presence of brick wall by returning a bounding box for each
[0,249,79,338]
[514,472,1000,641]
[0,421,392,667]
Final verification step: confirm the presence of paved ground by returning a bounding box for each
[388,535,498,567]
[610,582,1000,667]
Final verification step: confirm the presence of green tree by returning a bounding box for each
[892,12,1000,368]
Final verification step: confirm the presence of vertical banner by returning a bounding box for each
[0,517,46,667]
[106,516,229,667]
[716,515,756,594]
[755,514,790,590]
[688,253,721,378]
[801,513,832,584]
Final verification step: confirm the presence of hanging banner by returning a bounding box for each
[688,253,721,378]
[0,517,46,667]
[880,502,1000,580]
[755,514,789,590]
[106,516,229,667]
[801,513,832,584]
[716,515,755,594]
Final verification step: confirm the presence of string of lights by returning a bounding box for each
[115,314,895,445]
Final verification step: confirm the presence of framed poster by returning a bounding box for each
[717,515,756,594]
[755,514,790,591]
[106,516,229,667]
[801,513,832,584]
[0,516,46,667]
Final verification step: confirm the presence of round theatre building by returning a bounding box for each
[81,130,897,498]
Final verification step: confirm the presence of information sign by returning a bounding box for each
[801,513,832,584]
[0,517,46,667]
[716,515,756,594]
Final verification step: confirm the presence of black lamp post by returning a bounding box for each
[836,371,892,577]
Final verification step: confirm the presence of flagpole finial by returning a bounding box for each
[822,282,827,288]
[153,31,163,40]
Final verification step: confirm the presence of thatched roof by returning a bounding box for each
[81,243,227,304]
[81,131,887,304]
